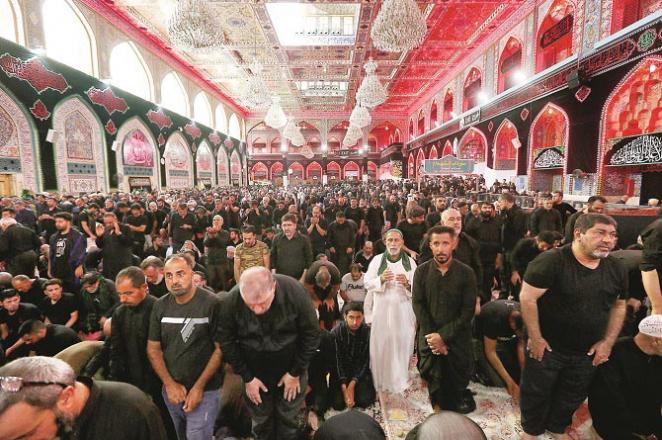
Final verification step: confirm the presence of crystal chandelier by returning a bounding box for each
[264,96,287,130]
[283,119,305,147]
[371,0,427,52]
[356,59,387,108]
[168,0,225,51]
[241,62,272,110]
[343,124,363,148]
[350,103,372,129]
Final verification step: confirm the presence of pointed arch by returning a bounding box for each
[160,72,189,117]
[288,161,304,181]
[215,105,228,134]
[306,161,322,181]
[228,114,241,140]
[367,161,377,180]
[164,131,193,188]
[498,37,523,93]
[196,141,215,187]
[230,149,241,184]
[529,103,569,192]
[327,161,341,181]
[441,140,453,157]
[251,162,269,182]
[415,149,426,179]
[599,56,662,196]
[493,119,519,170]
[270,161,284,180]
[270,137,282,154]
[217,147,229,186]
[193,93,213,128]
[0,83,40,193]
[407,154,415,178]
[442,89,454,122]
[408,119,415,139]
[463,67,482,112]
[42,0,98,76]
[458,127,487,162]
[52,95,107,193]
[430,100,438,126]
[417,110,426,136]
[116,116,160,191]
[343,161,361,181]
[0,0,25,45]
[109,41,153,101]
[536,0,574,73]
[429,145,439,160]
[394,128,402,143]
[251,137,267,155]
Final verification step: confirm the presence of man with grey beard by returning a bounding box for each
[148,253,223,440]
[0,356,166,440]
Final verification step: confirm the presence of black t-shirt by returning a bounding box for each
[148,288,223,390]
[397,220,427,253]
[344,207,364,225]
[147,279,168,299]
[126,215,148,242]
[384,202,400,224]
[32,324,81,356]
[18,278,47,306]
[40,293,77,326]
[0,303,42,344]
[524,245,628,354]
[478,299,520,340]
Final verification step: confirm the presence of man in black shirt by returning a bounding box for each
[465,202,502,304]
[95,212,135,281]
[37,195,58,243]
[563,195,607,244]
[148,254,222,440]
[509,231,560,299]
[529,197,562,236]
[498,193,527,299]
[273,200,288,228]
[126,204,149,259]
[272,214,313,281]
[640,217,662,314]
[204,215,231,291]
[0,218,41,276]
[425,196,448,228]
[330,302,375,410]
[397,206,427,261]
[353,241,375,272]
[17,319,80,356]
[306,206,328,257]
[40,278,78,328]
[0,356,166,440]
[551,191,577,228]
[49,212,86,293]
[11,275,47,307]
[77,203,99,241]
[168,202,196,252]
[384,194,401,229]
[344,197,365,249]
[327,211,356,275]
[365,197,385,243]
[0,289,42,359]
[141,256,168,298]
[519,213,628,439]
[476,299,524,400]
[412,226,477,413]
[218,267,319,440]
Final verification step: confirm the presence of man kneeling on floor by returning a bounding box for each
[330,302,375,410]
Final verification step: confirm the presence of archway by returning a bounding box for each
[441,140,453,157]
[196,141,215,188]
[228,114,241,140]
[463,67,482,112]
[408,119,415,139]
[493,120,519,171]
[329,122,351,151]
[327,161,341,181]
[599,56,662,200]
[415,149,426,179]
[394,128,402,143]
[407,154,415,178]
[270,162,284,182]
[110,42,153,101]
[529,104,569,192]
[217,147,229,186]
[0,84,40,194]
[430,101,438,127]
[52,96,107,193]
[442,89,454,122]
[288,162,304,182]
[429,145,439,160]
[611,0,659,33]
[306,161,322,181]
[251,137,267,155]
[161,72,189,117]
[536,0,574,73]
[417,110,425,136]
[458,127,487,162]
[498,37,523,93]
[251,162,269,182]
[270,137,281,154]
[116,117,159,191]
[367,161,377,180]
[0,0,25,44]
[369,121,398,151]
[343,161,360,181]
[230,150,241,185]
[164,131,193,188]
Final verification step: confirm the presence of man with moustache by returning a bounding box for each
[519,214,628,439]
[148,254,223,440]
[0,356,166,440]
[412,226,478,413]
[465,202,502,304]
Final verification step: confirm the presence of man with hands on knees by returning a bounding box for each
[147,253,223,440]
[218,267,319,440]
[519,213,628,439]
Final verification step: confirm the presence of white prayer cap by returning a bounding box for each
[638,315,662,338]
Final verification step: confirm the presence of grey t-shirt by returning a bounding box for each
[148,288,223,390]
[340,273,367,303]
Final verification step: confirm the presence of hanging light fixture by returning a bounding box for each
[370,0,427,52]
[350,102,372,129]
[241,62,272,110]
[356,59,387,109]
[265,96,287,129]
[168,0,225,51]
[343,124,363,148]
[283,119,305,147]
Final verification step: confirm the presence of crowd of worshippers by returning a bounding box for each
[0,179,660,440]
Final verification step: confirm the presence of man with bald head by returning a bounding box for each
[218,267,319,440]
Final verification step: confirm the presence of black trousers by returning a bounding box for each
[207,263,229,292]
[473,337,521,387]
[246,374,308,440]
[330,375,376,410]
[306,330,335,415]
[520,349,596,435]
[480,262,497,304]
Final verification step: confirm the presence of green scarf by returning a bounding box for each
[377,250,412,276]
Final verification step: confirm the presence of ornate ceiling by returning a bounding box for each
[113,0,531,118]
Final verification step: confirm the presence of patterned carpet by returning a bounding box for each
[327,357,599,440]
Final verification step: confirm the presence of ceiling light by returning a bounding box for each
[350,103,372,129]
[265,96,287,130]
[650,64,657,73]
[513,70,527,83]
[371,0,427,52]
[241,62,272,109]
[168,0,225,51]
[450,111,457,118]
[321,143,328,152]
[477,91,489,104]
[356,59,387,108]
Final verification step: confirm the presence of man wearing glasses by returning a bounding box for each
[0,356,166,439]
